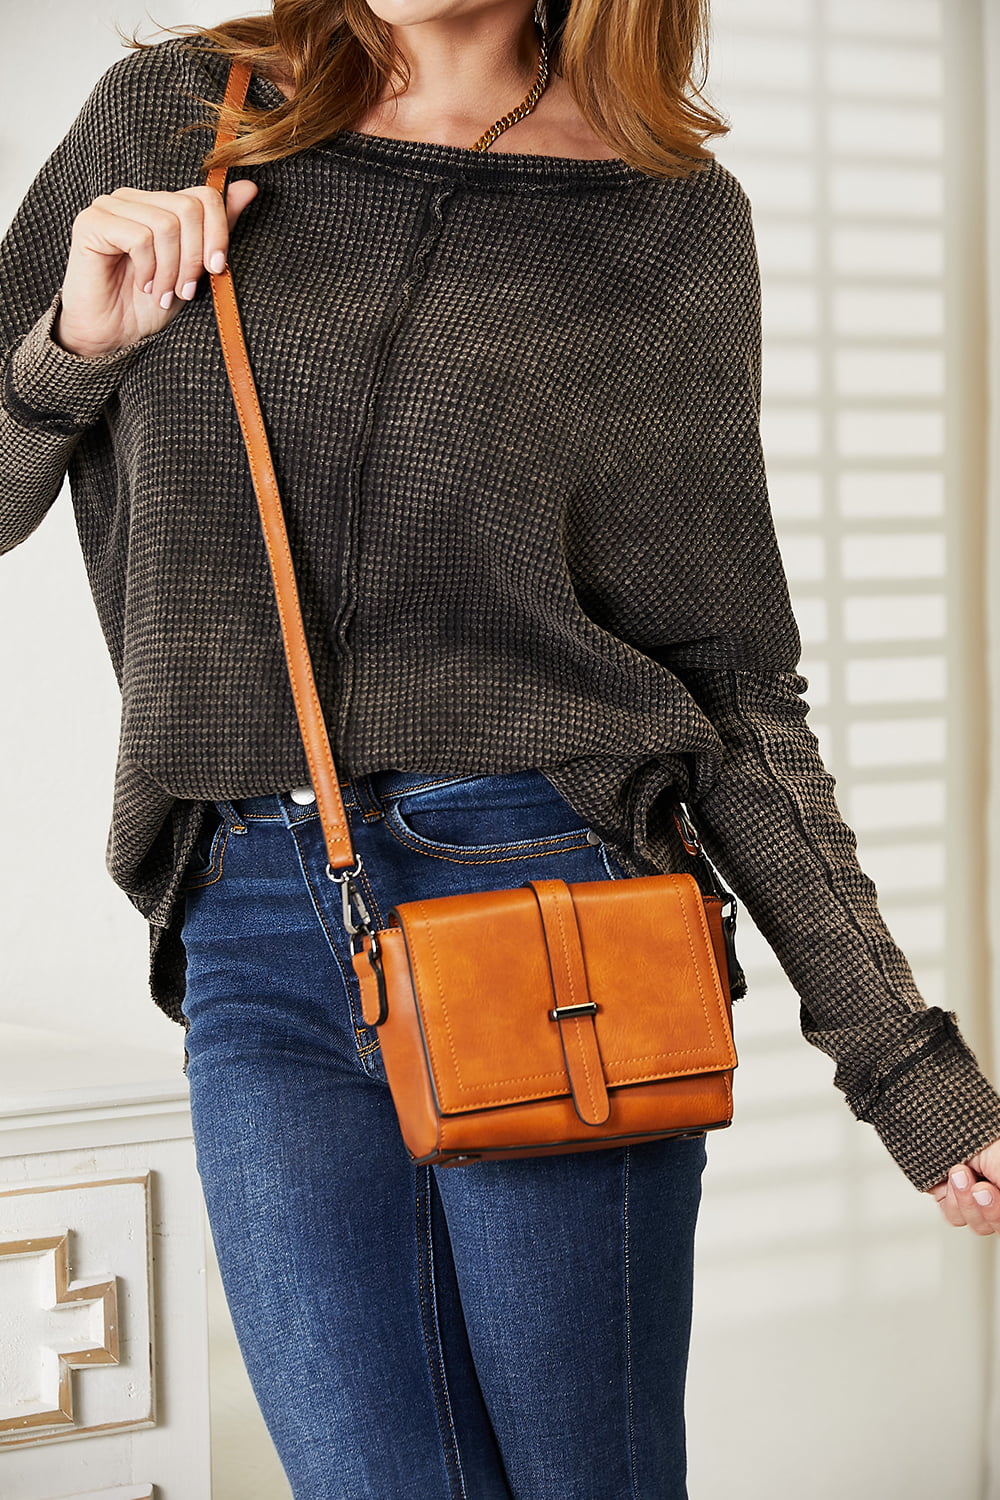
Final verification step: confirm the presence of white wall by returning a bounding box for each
[981,3,1000,1493]
[0,4,267,1058]
[686,4,998,1497]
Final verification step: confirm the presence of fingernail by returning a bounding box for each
[209,251,226,274]
[181,280,198,300]
[142,279,154,295]
[159,290,174,310]
[952,1169,970,1190]
[973,1188,993,1206]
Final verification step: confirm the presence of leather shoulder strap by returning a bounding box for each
[205,58,356,871]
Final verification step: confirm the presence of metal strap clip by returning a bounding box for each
[326,855,374,946]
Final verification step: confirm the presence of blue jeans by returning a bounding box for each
[180,767,707,1500]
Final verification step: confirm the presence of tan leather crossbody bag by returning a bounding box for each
[204,58,742,1165]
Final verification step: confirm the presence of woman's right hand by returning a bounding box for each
[927,1138,1000,1235]
[54,179,260,358]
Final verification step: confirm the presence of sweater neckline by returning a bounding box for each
[250,72,647,189]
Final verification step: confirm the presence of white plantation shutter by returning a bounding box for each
[686,4,996,1496]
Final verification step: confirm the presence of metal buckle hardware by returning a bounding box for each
[548,1001,599,1022]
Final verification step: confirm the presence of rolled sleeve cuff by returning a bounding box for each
[4,289,161,434]
[851,1014,1000,1192]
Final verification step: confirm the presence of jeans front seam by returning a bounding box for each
[415,1168,468,1500]
[624,1145,640,1500]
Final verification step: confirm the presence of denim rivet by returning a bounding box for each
[586,829,602,845]
[290,784,317,805]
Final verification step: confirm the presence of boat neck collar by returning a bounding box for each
[248,71,651,191]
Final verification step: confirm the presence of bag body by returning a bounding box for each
[351,871,738,1165]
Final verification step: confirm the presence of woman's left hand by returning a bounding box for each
[926,1140,1000,1234]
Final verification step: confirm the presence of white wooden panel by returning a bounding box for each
[0,1176,152,1447]
[689,2,993,1497]
[0,1058,211,1500]
[44,1488,153,1500]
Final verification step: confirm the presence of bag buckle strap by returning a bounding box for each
[527,880,610,1127]
[351,929,389,1027]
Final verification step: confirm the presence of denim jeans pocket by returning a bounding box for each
[382,768,596,863]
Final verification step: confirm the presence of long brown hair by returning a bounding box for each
[123,0,727,181]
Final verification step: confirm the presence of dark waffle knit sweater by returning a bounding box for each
[2,36,998,1191]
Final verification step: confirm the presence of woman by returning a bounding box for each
[3,0,1000,1494]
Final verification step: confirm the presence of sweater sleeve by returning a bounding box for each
[679,665,1000,1193]
[0,52,167,555]
[641,171,1000,1193]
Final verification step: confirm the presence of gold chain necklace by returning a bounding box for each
[470,22,550,152]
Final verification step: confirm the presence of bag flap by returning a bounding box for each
[389,873,736,1116]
